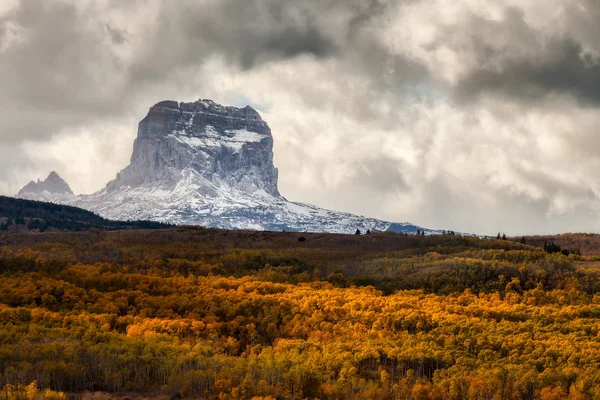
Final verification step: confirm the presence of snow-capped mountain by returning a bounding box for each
[17,99,434,234]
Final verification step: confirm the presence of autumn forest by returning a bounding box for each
[2,228,600,399]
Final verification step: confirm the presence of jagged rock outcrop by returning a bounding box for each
[18,171,74,198]
[17,99,434,234]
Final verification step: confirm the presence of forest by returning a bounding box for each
[0,196,172,232]
[2,228,600,399]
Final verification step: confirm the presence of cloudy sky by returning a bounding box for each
[2,0,600,235]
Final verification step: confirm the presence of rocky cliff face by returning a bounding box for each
[17,99,433,234]
[107,99,279,197]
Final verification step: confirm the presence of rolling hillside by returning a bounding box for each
[0,196,173,232]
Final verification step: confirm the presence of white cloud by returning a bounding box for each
[20,120,136,194]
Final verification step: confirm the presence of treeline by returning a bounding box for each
[1,232,592,296]
[0,196,172,232]
[337,249,593,295]
[0,381,66,400]
[514,233,600,257]
[1,230,600,398]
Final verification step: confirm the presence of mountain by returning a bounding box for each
[18,171,74,198]
[0,195,172,232]
[17,99,435,234]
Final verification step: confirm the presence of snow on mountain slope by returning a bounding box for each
[17,99,436,234]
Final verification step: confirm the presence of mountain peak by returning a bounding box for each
[18,171,74,197]
[15,98,431,235]
[149,99,261,115]
[109,98,279,196]
[46,171,62,180]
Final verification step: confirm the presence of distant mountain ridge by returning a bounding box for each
[18,171,73,197]
[17,98,438,234]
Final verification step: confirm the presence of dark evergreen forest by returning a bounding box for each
[0,196,172,232]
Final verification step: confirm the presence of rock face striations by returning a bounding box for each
[108,100,279,196]
[18,99,431,234]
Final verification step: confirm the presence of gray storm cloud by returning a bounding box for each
[1,0,600,235]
